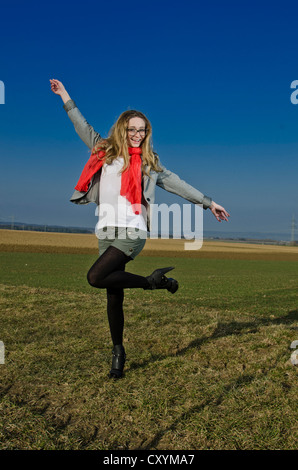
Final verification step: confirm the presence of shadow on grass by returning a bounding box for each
[178,309,298,355]
[128,310,298,449]
[141,351,287,450]
[128,309,298,372]
[141,372,255,450]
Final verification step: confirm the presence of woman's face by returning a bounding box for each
[127,117,146,147]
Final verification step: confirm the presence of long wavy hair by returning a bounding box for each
[91,110,162,177]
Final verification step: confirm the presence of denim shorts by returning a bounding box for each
[97,226,147,259]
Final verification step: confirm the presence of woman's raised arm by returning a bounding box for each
[50,78,71,104]
[50,79,102,150]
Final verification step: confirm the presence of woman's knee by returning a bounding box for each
[87,267,104,288]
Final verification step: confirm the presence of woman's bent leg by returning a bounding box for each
[87,246,150,289]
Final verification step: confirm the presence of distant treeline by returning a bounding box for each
[0,222,296,245]
[0,223,93,234]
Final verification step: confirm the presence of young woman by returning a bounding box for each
[50,78,230,379]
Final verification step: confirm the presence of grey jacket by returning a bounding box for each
[63,99,212,230]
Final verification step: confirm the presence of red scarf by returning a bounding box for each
[75,147,143,214]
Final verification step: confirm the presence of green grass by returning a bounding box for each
[0,252,297,450]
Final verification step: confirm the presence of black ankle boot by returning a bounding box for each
[108,344,126,379]
[144,267,179,294]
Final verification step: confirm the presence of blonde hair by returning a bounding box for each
[91,110,162,177]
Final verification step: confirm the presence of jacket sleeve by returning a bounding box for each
[156,162,212,210]
[63,99,102,150]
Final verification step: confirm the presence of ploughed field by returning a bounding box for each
[0,229,297,260]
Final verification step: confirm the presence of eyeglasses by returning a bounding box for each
[127,128,147,136]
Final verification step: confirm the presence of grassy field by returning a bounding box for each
[0,230,297,450]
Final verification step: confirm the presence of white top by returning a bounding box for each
[95,157,148,234]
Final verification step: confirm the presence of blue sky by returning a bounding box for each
[0,0,298,237]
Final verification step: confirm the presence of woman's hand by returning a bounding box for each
[209,201,230,222]
[50,79,71,104]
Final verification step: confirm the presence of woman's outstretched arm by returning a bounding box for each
[50,79,102,150]
[156,162,230,222]
[208,201,230,222]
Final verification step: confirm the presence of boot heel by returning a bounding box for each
[144,267,178,293]
[108,344,126,379]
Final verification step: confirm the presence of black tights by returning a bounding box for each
[87,246,150,346]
